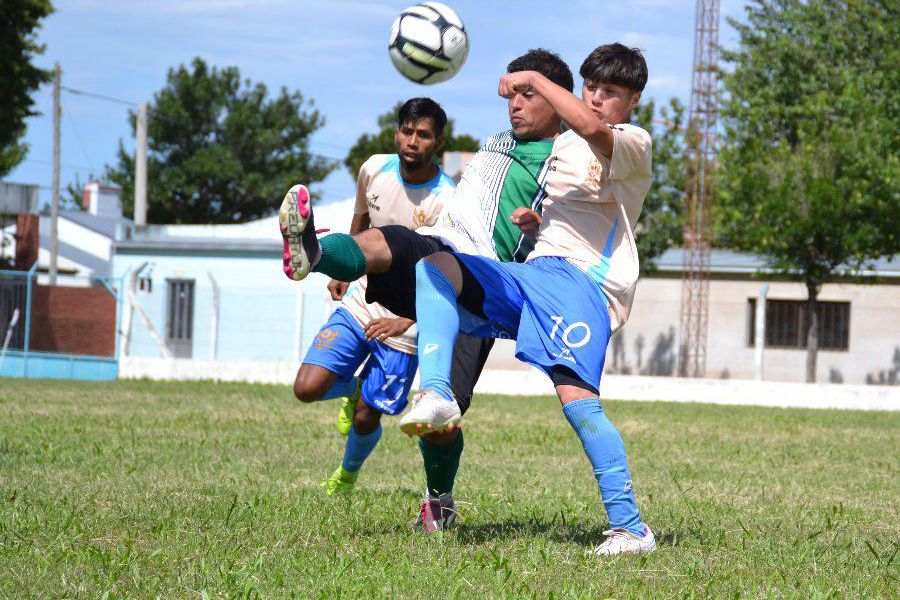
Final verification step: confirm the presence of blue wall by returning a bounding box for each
[112,247,335,362]
[0,350,118,380]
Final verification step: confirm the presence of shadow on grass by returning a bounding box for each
[373,518,683,548]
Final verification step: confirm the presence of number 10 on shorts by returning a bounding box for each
[549,316,592,348]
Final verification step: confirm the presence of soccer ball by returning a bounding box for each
[388,2,469,85]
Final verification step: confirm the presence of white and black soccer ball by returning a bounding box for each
[388,2,469,85]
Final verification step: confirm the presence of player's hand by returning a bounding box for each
[364,317,414,342]
[498,71,536,98]
[327,279,349,301]
[511,207,542,238]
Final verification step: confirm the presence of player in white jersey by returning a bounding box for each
[288,98,455,495]
[406,44,657,555]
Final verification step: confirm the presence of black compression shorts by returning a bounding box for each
[364,225,493,414]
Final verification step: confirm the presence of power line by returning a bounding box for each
[61,86,139,107]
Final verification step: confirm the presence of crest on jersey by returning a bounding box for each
[586,158,605,188]
[315,328,339,350]
[412,207,433,228]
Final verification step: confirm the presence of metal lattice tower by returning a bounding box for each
[679,0,720,378]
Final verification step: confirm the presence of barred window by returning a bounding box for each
[747,299,850,351]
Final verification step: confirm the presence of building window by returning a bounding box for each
[747,299,850,351]
[138,277,153,293]
[166,279,195,358]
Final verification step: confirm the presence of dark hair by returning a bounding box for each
[507,48,574,92]
[397,97,448,137]
[579,43,648,92]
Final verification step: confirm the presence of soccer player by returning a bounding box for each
[401,44,657,555]
[288,97,456,494]
[280,50,574,530]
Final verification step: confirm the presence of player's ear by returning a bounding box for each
[436,134,445,153]
[629,91,642,111]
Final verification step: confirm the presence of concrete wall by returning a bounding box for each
[605,276,900,385]
[113,248,335,363]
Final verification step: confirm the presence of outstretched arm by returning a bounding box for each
[499,71,614,157]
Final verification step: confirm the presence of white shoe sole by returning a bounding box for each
[398,415,462,438]
[279,184,311,281]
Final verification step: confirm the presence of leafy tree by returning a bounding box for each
[633,97,687,271]
[0,0,54,177]
[106,58,335,224]
[717,0,899,382]
[343,102,479,180]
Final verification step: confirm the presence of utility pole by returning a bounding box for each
[49,62,61,284]
[134,104,148,226]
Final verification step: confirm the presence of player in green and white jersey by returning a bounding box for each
[279,48,574,531]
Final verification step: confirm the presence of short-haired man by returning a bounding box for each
[288,97,455,494]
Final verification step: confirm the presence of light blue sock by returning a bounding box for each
[341,424,382,473]
[562,398,645,537]
[320,376,359,401]
[414,261,459,402]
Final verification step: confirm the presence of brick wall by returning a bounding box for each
[29,285,116,356]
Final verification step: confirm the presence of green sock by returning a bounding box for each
[419,430,464,497]
[314,233,367,281]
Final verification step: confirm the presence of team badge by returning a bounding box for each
[315,328,339,350]
[412,207,433,228]
[586,158,605,188]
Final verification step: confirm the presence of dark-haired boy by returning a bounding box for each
[287,98,455,494]
[406,44,657,555]
[280,49,574,530]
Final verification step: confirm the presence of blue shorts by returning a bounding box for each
[302,308,417,415]
[453,255,612,390]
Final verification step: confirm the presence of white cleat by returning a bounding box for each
[398,389,462,437]
[590,524,657,556]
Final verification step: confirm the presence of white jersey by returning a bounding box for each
[341,154,456,354]
[529,124,652,331]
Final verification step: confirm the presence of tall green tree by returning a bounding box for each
[106,58,335,224]
[0,0,54,177]
[633,97,687,271]
[343,102,479,180]
[717,0,899,382]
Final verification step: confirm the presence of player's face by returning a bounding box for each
[581,80,641,124]
[395,117,442,169]
[508,88,559,140]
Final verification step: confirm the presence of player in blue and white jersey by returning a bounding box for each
[288,98,455,495]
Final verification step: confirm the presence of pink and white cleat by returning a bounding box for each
[279,184,321,281]
[414,492,457,533]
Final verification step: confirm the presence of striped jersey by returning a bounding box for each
[418,131,554,263]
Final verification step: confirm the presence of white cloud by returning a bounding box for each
[647,74,679,89]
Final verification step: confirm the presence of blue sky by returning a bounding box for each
[8,0,747,211]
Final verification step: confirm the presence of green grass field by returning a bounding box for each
[0,380,897,599]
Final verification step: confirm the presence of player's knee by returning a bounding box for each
[293,369,328,403]
[353,401,382,434]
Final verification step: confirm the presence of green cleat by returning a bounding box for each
[321,466,358,495]
[337,380,362,436]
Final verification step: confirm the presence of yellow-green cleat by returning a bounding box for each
[337,380,362,436]
[321,466,358,495]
